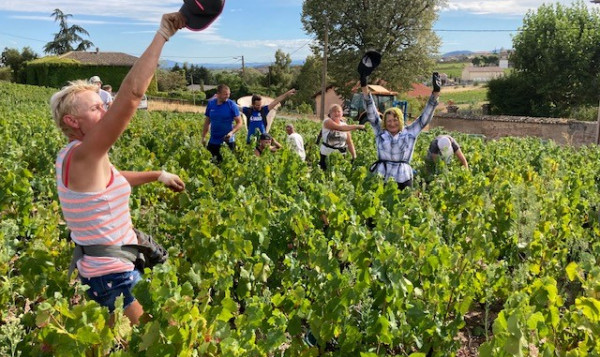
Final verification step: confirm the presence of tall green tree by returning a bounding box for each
[43,9,94,55]
[302,0,444,97]
[1,47,38,82]
[507,0,600,117]
[264,49,294,96]
[156,69,187,92]
[293,55,324,107]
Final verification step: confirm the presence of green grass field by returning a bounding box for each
[442,87,488,106]
[435,62,469,78]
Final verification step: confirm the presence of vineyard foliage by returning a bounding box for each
[2,81,600,356]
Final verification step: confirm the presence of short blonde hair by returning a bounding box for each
[328,103,342,117]
[382,107,404,131]
[50,80,97,137]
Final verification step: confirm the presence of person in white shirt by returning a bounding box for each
[285,124,306,161]
[89,76,113,110]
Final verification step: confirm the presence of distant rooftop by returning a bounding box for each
[59,50,138,66]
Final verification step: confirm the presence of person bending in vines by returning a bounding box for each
[358,51,441,190]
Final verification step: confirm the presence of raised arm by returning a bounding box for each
[78,13,185,161]
[358,51,382,131]
[268,89,296,111]
[406,72,441,136]
[361,86,382,132]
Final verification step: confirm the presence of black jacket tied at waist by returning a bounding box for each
[321,141,347,153]
[369,159,409,173]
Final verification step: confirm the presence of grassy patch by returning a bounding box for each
[435,62,469,78]
[443,87,488,105]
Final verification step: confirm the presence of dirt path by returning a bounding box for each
[148,101,206,113]
[443,85,485,93]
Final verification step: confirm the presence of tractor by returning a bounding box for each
[345,84,408,124]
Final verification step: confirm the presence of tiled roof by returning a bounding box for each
[406,83,431,98]
[59,51,139,66]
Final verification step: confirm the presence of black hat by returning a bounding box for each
[259,133,272,140]
[180,0,225,32]
[357,50,382,77]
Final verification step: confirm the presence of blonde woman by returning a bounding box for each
[51,13,186,324]
[358,51,441,189]
[319,104,365,170]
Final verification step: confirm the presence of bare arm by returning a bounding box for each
[346,133,357,159]
[268,89,296,111]
[224,115,243,141]
[271,138,283,150]
[121,171,162,186]
[455,149,469,169]
[68,13,185,192]
[323,118,364,132]
[76,13,185,162]
[121,170,185,191]
[202,116,211,144]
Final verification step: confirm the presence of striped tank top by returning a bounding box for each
[56,140,136,278]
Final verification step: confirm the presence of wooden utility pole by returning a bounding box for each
[596,97,600,144]
[241,55,245,77]
[592,0,600,143]
[320,19,328,121]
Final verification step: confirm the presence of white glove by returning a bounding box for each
[157,12,186,41]
[158,170,185,192]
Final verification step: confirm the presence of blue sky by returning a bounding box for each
[0,0,595,66]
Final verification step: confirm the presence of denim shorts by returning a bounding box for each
[80,270,141,312]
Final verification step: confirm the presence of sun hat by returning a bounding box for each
[180,0,225,32]
[89,76,102,84]
[438,136,453,160]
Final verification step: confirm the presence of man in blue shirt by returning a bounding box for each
[202,84,243,162]
[242,88,296,144]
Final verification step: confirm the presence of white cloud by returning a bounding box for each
[0,0,181,23]
[445,0,595,15]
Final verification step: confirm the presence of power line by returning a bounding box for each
[0,31,47,43]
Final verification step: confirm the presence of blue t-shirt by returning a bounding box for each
[243,105,270,143]
[205,98,240,145]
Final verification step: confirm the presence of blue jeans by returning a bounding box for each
[80,270,141,312]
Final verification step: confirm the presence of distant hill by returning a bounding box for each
[441,50,474,58]
[159,59,305,70]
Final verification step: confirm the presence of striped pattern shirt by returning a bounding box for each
[364,93,438,183]
[56,140,136,278]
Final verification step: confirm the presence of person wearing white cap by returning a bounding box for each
[89,76,113,110]
[426,135,468,169]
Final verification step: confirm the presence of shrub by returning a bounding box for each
[296,102,314,115]
[570,105,598,122]
[0,67,11,82]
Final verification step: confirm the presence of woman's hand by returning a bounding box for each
[158,170,186,192]
[158,12,186,41]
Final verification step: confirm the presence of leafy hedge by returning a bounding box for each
[24,57,158,93]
